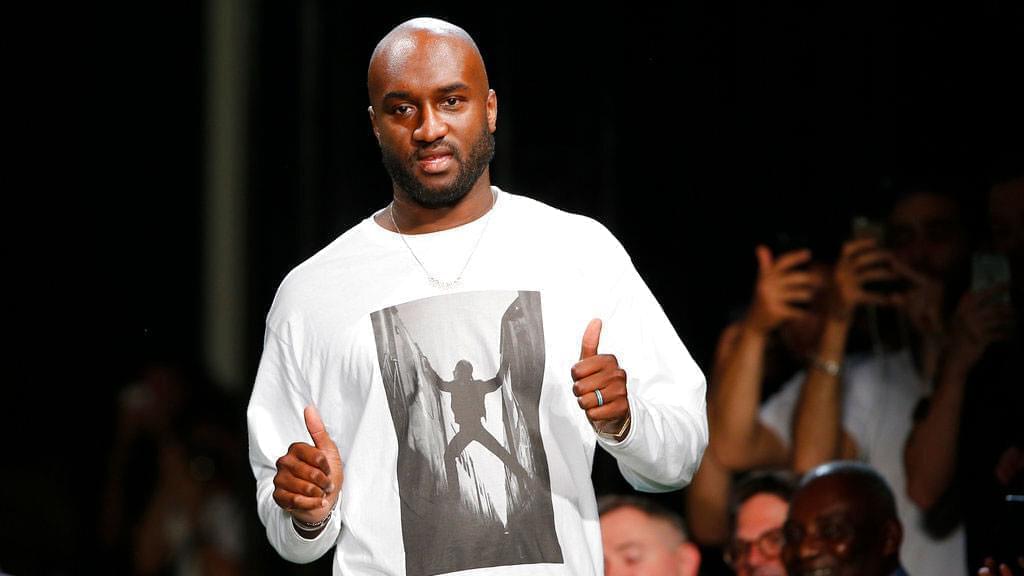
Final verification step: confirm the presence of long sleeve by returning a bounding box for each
[247,327,341,563]
[592,232,708,492]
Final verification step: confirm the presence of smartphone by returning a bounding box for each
[971,252,1011,304]
[851,216,907,295]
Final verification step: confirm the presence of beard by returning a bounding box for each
[381,125,495,209]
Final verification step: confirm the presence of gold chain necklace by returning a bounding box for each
[389,190,496,290]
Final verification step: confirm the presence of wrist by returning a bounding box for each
[292,509,333,539]
[739,318,772,340]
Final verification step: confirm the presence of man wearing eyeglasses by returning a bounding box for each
[726,472,795,576]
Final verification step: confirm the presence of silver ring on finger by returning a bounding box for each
[594,388,605,407]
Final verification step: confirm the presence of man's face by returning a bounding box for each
[887,192,967,282]
[368,34,497,208]
[782,477,888,576]
[601,507,698,576]
[732,493,789,576]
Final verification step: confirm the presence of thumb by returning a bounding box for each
[304,405,338,454]
[580,318,602,359]
[755,245,773,274]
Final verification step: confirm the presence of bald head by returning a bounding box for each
[368,18,489,105]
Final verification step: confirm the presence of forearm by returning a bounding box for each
[684,446,732,546]
[710,324,770,468]
[792,318,849,473]
[905,358,969,508]
[601,392,708,492]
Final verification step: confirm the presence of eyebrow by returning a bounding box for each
[382,82,471,102]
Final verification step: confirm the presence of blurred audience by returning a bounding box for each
[783,461,906,576]
[99,362,246,575]
[904,172,1023,573]
[600,495,701,576]
[688,185,974,574]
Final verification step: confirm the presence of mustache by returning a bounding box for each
[414,141,459,160]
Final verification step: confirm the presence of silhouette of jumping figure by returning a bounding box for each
[419,353,532,492]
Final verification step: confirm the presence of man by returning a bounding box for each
[784,461,906,576]
[246,17,707,575]
[599,495,700,576]
[726,472,794,576]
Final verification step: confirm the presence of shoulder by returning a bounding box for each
[496,187,628,256]
[266,217,379,326]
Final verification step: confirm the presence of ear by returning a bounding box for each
[486,89,498,133]
[882,519,902,557]
[367,105,381,145]
[676,542,701,576]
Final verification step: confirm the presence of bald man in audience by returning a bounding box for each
[784,462,907,576]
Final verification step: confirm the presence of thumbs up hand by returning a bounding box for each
[572,319,631,433]
[273,406,345,526]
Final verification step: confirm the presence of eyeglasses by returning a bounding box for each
[724,527,785,566]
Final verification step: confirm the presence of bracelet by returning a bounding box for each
[292,510,332,532]
[595,414,632,441]
[808,357,841,377]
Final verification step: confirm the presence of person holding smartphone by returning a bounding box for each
[905,173,1022,574]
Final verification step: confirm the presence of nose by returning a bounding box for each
[747,543,768,566]
[798,533,822,561]
[413,105,448,143]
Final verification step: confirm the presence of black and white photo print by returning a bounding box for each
[370,290,562,575]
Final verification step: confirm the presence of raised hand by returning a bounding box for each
[827,237,901,321]
[746,246,823,333]
[572,319,630,432]
[273,406,344,525]
[945,282,1014,371]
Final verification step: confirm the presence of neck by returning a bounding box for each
[383,171,494,234]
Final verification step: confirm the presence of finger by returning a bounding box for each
[755,245,774,275]
[576,387,618,410]
[281,451,333,492]
[273,487,328,511]
[585,397,629,422]
[778,305,812,322]
[288,442,332,479]
[571,354,617,382]
[275,471,327,499]
[777,286,818,303]
[305,405,339,456]
[841,237,880,258]
[580,318,602,360]
[850,250,894,271]
[773,248,812,272]
[572,366,626,397]
[777,271,825,289]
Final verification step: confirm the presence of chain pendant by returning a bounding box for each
[427,276,462,290]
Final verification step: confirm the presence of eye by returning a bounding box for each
[441,97,462,108]
[392,104,414,116]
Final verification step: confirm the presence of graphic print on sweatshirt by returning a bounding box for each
[370,290,562,575]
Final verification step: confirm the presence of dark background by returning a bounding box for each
[8,1,1020,574]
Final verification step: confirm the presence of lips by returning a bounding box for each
[417,153,453,174]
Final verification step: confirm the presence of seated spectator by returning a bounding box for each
[784,461,906,576]
[725,471,796,576]
[599,495,701,576]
